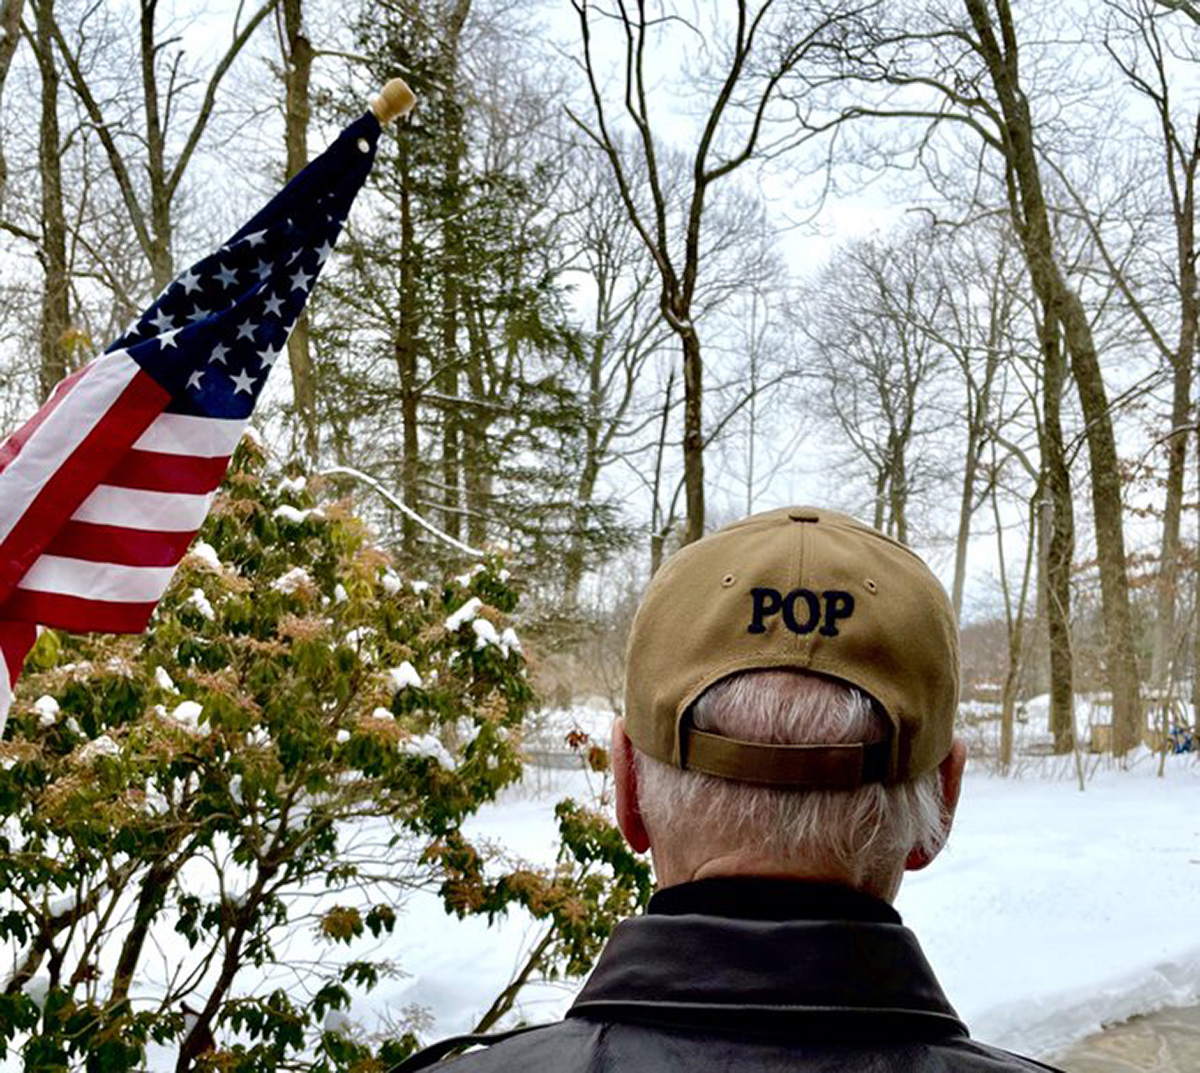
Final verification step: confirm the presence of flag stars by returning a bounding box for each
[263,293,285,318]
[216,264,239,289]
[258,344,284,368]
[242,230,267,248]
[315,239,334,263]
[236,319,256,340]
[253,261,272,281]
[148,308,176,334]
[175,267,202,294]
[187,369,205,390]
[289,268,313,294]
[230,368,257,395]
[187,308,210,324]
[209,343,230,365]
[158,328,183,350]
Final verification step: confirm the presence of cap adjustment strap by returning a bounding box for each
[681,729,892,789]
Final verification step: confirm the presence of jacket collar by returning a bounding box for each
[569,877,967,1039]
[648,876,903,924]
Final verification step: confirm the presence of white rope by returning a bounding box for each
[318,466,483,557]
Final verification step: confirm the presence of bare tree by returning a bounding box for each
[45,0,278,290]
[560,154,670,606]
[802,227,951,542]
[1059,1,1199,697]
[568,0,874,545]
[830,0,1144,754]
[905,222,1030,618]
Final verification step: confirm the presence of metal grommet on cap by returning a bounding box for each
[788,509,820,523]
[864,578,878,594]
[721,573,736,588]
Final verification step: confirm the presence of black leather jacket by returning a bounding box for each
[396,878,1064,1072]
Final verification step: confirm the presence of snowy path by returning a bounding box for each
[1055,1003,1200,1071]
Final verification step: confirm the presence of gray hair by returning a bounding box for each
[633,670,946,882]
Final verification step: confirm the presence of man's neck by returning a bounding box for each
[652,850,904,902]
[648,876,902,924]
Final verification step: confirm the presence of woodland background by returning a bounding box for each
[0,0,1198,1067]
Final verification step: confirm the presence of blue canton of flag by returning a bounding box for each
[111,112,381,419]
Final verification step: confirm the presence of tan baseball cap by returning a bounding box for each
[623,507,959,789]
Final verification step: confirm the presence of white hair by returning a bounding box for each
[633,670,946,883]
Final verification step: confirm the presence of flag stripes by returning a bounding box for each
[0,359,170,600]
[43,523,195,567]
[19,557,178,603]
[1,591,156,635]
[0,108,382,733]
[132,414,247,458]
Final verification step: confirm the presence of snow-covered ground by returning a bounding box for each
[379,729,1200,1063]
[8,703,1200,1067]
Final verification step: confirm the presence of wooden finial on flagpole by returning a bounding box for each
[371,78,417,124]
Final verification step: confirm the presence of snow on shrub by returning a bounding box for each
[0,442,647,1071]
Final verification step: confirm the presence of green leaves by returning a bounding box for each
[0,445,539,1070]
[0,442,637,1070]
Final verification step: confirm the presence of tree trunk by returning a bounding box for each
[33,0,69,400]
[1040,303,1076,754]
[1194,424,1200,737]
[889,430,908,543]
[951,420,980,620]
[1149,352,1192,691]
[679,325,705,545]
[965,0,1141,755]
[1056,286,1141,753]
[563,330,605,609]
[462,294,491,551]
[281,0,318,460]
[140,0,173,290]
[435,0,472,544]
[992,483,1036,772]
[873,467,887,531]
[649,368,675,576]
[395,133,422,556]
[0,0,24,204]
[1151,157,1197,690]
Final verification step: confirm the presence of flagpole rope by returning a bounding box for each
[318,465,483,558]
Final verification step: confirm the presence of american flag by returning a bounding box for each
[0,111,383,732]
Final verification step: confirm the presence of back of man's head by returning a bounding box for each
[616,507,965,897]
[630,669,948,895]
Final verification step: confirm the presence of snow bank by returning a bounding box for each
[899,756,1200,1058]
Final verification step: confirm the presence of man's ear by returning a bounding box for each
[612,717,651,854]
[904,737,967,873]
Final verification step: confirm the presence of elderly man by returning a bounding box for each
[398,507,1063,1072]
